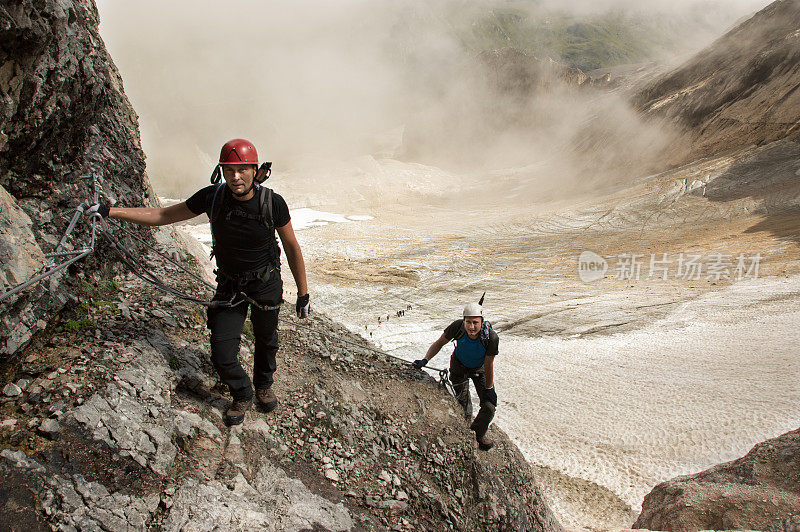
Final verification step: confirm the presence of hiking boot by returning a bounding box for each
[256,387,278,412]
[477,436,494,451]
[225,398,252,426]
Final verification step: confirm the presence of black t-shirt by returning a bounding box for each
[185,185,291,275]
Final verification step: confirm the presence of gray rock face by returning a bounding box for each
[70,355,181,473]
[0,184,47,354]
[635,428,800,531]
[0,317,356,532]
[0,0,158,356]
[0,184,43,288]
[636,0,800,166]
[0,450,160,531]
[164,466,353,531]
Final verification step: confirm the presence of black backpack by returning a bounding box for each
[208,184,276,262]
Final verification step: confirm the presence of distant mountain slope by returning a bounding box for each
[457,7,721,71]
[635,0,800,166]
[386,0,762,71]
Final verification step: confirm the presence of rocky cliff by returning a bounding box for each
[0,0,158,357]
[634,428,800,531]
[635,0,800,167]
[0,1,561,530]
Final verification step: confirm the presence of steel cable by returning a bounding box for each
[98,224,455,392]
[0,188,455,394]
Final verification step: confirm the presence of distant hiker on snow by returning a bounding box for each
[413,299,499,450]
[86,138,310,426]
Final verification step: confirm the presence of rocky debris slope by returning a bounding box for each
[0,0,157,356]
[635,0,800,167]
[634,428,800,531]
[0,252,561,531]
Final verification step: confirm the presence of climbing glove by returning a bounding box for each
[86,203,110,219]
[483,387,497,406]
[296,293,311,318]
[412,358,428,370]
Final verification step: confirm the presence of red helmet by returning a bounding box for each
[219,138,258,165]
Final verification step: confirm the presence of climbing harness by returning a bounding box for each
[98,221,281,313]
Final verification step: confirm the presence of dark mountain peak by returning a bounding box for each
[635,0,800,165]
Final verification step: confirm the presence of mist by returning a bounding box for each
[533,0,767,15]
[95,0,771,202]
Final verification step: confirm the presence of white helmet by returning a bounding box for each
[463,302,483,318]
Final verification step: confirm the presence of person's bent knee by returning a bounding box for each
[480,400,496,413]
[210,333,242,346]
[211,356,241,372]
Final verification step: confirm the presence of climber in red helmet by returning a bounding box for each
[87,138,309,426]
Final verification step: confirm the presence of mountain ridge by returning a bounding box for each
[634,0,800,167]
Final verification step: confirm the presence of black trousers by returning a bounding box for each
[207,270,282,401]
[450,355,496,440]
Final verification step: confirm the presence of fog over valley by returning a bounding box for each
[96,0,770,204]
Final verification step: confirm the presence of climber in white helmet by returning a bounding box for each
[413,296,499,451]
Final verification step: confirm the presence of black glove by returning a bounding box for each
[296,293,310,318]
[483,387,497,406]
[412,358,428,370]
[86,203,110,218]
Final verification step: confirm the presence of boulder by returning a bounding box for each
[2,382,22,397]
[0,185,44,290]
[635,428,800,531]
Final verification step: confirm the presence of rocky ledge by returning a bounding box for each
[634,428,800,532]
[0,245,561,531]
[1,0,157,357]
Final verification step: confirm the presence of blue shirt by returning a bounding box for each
[443,319,499,369]
[454,334,487,369]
